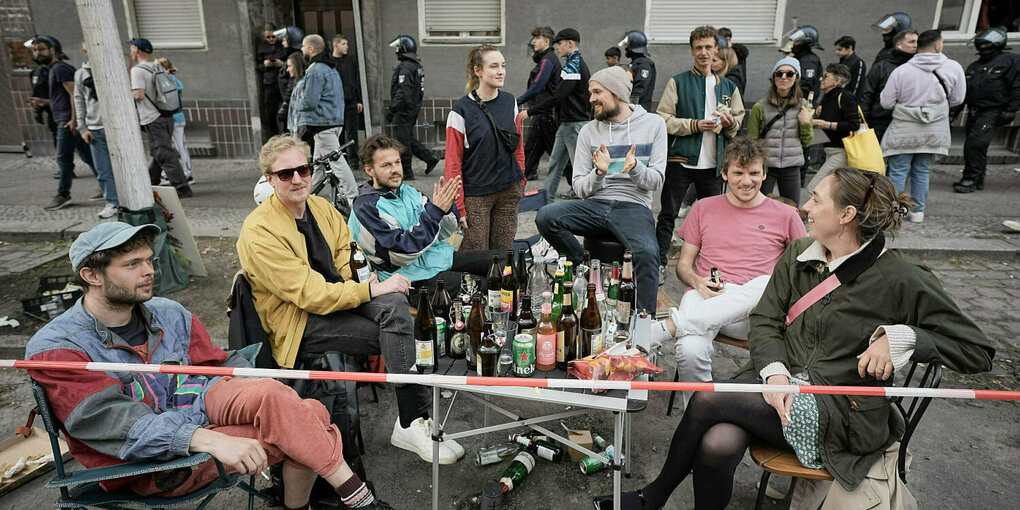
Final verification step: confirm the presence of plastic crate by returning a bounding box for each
[21,275,83,321]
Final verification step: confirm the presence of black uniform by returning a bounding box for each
[29,64,57,142]
[389,56,437,178]
[959,50,1020,188]
[519,47,562,180]
[793,43,822,101]
[257,39,288,137]
[858,48,913,142]
[840,53,867,99]
[335,53,362,162]
[628,53,657,111]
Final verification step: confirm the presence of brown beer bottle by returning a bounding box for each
[578,283,602,358]
[467,292,485,372]
[414,287,437,373]
[501,250,519,321]
[557,281,577,370]
[349,242,371,283]
[617,250,636,333]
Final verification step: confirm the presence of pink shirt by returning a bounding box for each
[677,194,806,285]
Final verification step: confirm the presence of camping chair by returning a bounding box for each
[27,343,270,509]
[750,361,943,509]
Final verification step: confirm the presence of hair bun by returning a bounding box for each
[893,203,909,219]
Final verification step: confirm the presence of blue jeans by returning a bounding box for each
[55,124,95,197]
[544,121,586,202]
[87,129,118,206]
[886,153,931,213]
[536,198,659,313]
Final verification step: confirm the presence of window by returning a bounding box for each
[419,0,503,44]
[934,0,1020,41]
[645,0,787,44]
[124,0,208,50]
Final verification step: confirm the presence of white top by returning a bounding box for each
[130,63,161,126]
[683,74,717,170]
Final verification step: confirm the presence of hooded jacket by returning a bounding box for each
[571,105,667,210]
[348,182,459,282]
[879,52,966,156]
[859,49,913,132]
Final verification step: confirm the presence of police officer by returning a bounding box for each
[619,30,656,111]
[387,35,439,180]
[787,25,822,101]
[954,28,1019,194]
[872,12,912,65]
[26,36,59,148]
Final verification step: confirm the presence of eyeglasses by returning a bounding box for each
[862,173,879,206]
[268,164,312,181]
[773,70,797,79]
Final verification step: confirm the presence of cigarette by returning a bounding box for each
[261,470,271,481]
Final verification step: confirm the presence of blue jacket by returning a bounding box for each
[170,74,185,124]
[25,298,249,481]
[291,53,345,128]
[348,182,459,282]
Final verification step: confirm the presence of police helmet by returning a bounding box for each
[272,26,305,49]
[872,13,912,34]
[787,26,822,49]
[972,28,1009,51]
[253,175,274,206]
[618,30,648,54]
[389,35,417,58]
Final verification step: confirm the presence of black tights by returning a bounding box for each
[630,383,791,509]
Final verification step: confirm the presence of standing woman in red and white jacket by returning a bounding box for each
[444,45,526,251]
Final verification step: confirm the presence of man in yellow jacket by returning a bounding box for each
[238,135,465,465]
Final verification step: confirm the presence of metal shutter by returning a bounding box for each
[421,0,502,43]
[645,0,785,44]
[131,0,207,50]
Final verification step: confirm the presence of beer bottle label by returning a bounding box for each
[435,318,447,357]
[415,338,434,366]
[500,289,514,312]
[450,332,466,355]
[356,266,371,283]
[537,333,556,366]
[616,301,631,324]
[488,290,501,309]
[535,445,556,462]
[592,332,604,355]
[556,331,565,362]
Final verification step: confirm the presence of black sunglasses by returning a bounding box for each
[269,164,312,181]
[773,70,797,79]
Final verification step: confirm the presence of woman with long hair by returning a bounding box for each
[803,63,861,202]
[595,167,993,510]
[282,52,305,136]
[746,57,814,202]
[443,45,525,251]
[155,57,193,183]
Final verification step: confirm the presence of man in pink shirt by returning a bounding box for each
[651,138,806,406]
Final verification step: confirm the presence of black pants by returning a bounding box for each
[393,112,436,174]
[523,113,557,179]
[408,249,502,303]
[343,105,360,162]
[300,292,431,428]
[260,84,283,138]
[762,165,801,204]
[962,108,1002,185]
[655,163,722,265]
[144,114,188,189]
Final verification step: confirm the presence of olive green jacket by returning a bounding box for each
[741,236,994,491]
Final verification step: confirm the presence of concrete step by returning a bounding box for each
[935,147,1019,165]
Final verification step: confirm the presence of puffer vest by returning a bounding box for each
[759,98,805,168]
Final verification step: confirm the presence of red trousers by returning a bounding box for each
[131,377,344,496]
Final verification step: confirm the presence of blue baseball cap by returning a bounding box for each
[70,222,161,270]
[126,38,153,53]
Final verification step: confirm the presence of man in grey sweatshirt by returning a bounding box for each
[73,42,119,219]
[536,65,667,313]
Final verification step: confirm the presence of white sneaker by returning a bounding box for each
[97,203,118,219]
[906,211,924,223]
[445,436,465,459]
[390,417,458,464]
[1003,220,1020,232]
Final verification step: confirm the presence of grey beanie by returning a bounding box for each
[590,65,633,103]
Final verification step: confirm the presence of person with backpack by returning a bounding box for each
[128,38,191,198]
[73,40,119,219]
[746,57,814,203]
[155,58,194,184]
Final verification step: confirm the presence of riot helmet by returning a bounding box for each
[618,30,648,54]
[872,13,912,34]
[389,35,417,58]
[972,27,1009,57]
[786,25,822,50]
[272,26,305,49]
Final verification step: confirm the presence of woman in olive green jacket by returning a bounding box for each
[595,167,993,510]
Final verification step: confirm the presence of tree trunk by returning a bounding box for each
[74,0,153,211]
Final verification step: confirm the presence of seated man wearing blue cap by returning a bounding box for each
[25,222,392,510]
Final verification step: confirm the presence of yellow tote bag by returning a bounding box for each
[842,105,885,175]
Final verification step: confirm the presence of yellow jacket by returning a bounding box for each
[237,194,371,368]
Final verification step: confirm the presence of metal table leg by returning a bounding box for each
[624,413,633,477]
[614,410,625,510]
[432,385,440,510]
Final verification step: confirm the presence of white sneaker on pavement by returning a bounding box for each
[1003,220,1020,232]
[97,203,117,219]
[906,211,924,223]
[390,417,459,464]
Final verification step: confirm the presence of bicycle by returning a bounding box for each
[310,139,357,221]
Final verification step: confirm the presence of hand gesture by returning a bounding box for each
[370,273,411,296]
[516,110,530,123]
[693,274,724,300]
[622,144,637,173]
[81,129,94,144]
[857,332,893,380]
[763,374,794,426]
[697,119,718,132]
[719,111,735,128]
[432,176,460,213]
[797,107,813,125]
[593,144,611,175]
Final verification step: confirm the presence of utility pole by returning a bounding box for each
[74,0,152,211]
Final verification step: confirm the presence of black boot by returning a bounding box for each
[953,179,976,193]
[593,489,652,510]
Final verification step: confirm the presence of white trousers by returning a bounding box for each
[311,126,359,205]
[670,274,771,405]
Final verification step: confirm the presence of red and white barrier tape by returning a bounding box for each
[2,359,1018,401]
